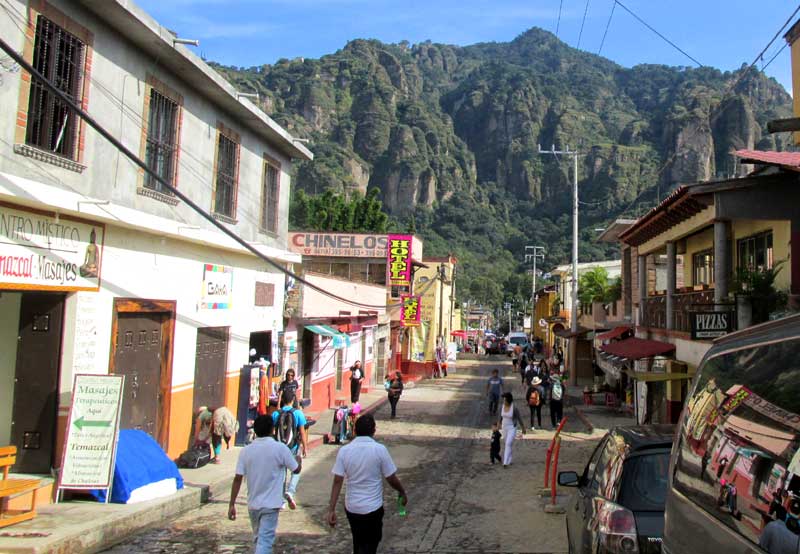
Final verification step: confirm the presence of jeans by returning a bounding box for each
[350,381,361,403]
[550,400,563,427]
[285,467,300,497]
[345,506,384,554]
[488,393,499,415]
[529,405,542,428]
[490,446,501,464]
[248,508,280,554]
[388,394,399,417]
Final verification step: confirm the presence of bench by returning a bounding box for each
[0,446,41,528]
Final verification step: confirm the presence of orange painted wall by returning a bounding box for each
[224,373,240,417]
[166,387,194,459]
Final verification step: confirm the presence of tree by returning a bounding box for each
[288,188,388,232]
[578,267,610,308]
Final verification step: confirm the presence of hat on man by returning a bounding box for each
[531,376,542,386]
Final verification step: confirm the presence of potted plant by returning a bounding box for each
[732,261,787,327]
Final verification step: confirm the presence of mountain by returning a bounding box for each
[213,27,793,310]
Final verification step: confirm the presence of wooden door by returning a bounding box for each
[193,327,229,411]
[11,293,64,473]
[114,313,164,439]
[301,330,314,398]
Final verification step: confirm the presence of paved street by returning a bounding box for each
[103,358,614,554]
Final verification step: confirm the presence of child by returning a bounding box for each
[490,422,502,465]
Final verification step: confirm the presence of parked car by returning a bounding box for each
[663,314,800,554]
[506,332,529,356]
[560,425,674,554]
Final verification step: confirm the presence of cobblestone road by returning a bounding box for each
[102,359,616,553]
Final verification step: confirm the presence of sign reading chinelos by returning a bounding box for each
[0,203,104,291]
[387,234,413,286]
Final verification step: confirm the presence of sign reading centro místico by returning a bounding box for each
[59,374,124,489]
[289,232,389,258]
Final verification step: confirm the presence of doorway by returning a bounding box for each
[110,299,175,448]
[193,327,229,411]
[9,292,65,473]
[301,330,315,399]
[248,331,272,364]
[375,338,386,386]
[335,349,344,390]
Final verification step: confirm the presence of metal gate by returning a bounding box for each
[335,349,344,390]
[11,293,64,473]
[193,327,229,411]
[375,338,386,386]
[114,313,164,439]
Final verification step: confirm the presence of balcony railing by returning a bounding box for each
[641,289,716,333]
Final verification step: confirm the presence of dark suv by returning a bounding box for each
[560,425,675,554]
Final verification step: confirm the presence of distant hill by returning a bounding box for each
[214,27,793,308]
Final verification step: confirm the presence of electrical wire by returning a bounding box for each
[598,0,616,55]
[762,42,789,72]
[556,0,564,38]
[613,0,703,67]
[0,35,402,312]
[577,0,591,50]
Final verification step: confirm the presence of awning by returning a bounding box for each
[623,370,693,383]
[596,326,633,342]
[304,325,351,349]
[601,337,676,360]
[553,326,590,339]
[451,330,468,338]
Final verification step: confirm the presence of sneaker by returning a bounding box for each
[284,493,297,510]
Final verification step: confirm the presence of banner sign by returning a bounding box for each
[289,232,389,258]
[691,311,734,340]
[401,294,421,327]
[59,374,124,490]
[201,264,233,309]
[387,234,413,286]
[0,202,104,291]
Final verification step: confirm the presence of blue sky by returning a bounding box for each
[137,0,796,93]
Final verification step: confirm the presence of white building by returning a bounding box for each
[0,0,311,471]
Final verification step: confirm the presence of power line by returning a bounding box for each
[613,0,703,67]
[598,0,616,55]
[556,0,564,38]
[762,41,789,72]
[0,36,396,312]
[577,0,591,49]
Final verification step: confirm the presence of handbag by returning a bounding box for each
[384,379,391,391]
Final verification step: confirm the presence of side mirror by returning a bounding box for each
[558,471,580,487]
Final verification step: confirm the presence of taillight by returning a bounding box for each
[597,499,639,553]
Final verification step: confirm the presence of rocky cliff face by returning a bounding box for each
[217,28,792,221]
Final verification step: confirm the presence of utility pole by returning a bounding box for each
[438,262,448,346]
[539,145,580,386]
[525,245,545,340]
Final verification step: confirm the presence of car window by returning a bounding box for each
[583,437,608,490]
[587,438,618,495]
[673,337,800,549]
[593,438,623,499]
[618,452,670,511]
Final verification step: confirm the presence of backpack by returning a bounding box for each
[528,389,541,407]
[276,409,298,449]
[176,445,211,469]
[552,380,563,401]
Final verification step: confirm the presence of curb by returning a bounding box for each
[305,395,390,450]
[572,406,594,433]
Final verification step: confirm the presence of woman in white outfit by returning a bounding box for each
[498,392,526,467]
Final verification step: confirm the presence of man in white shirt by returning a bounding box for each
[326,413,407,554]
[229,415,301,554]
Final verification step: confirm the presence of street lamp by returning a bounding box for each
[525,245,545,340]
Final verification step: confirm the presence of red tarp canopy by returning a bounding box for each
[450,330,468,338]
[600,337,675,360]
[596,326,633,342]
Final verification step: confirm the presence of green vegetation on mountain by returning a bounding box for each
[215,27,792,312]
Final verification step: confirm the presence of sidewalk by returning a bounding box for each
[0,389,392,554]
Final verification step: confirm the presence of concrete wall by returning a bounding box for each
[301,274,386,319]
[0,0,292,249]
[732,219,791,291]
[0,292,21,445]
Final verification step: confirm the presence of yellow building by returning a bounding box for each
[414,256,458,364]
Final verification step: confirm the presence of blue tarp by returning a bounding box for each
[90,429,184,503]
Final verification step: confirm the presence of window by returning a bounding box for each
[213,131,239,219]
[144,89,179,192]
[26,16,85,159]
[673,336,800,548]
[617,453,670,511]
[737,231,773,273]
[692,249,714,286]
[369,264,387,286]
[260,160,280,234]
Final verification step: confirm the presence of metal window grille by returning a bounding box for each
[214,134,238,217]
[25,16,85,160]
[144,89,179,192]
[260,163,279,232]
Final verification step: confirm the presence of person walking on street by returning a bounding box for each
[550,371,565,428]
[518,351,529,385]
[278,369,300,407]
[489,422,502,465]
[498,392,526,467]
[485,369,504,415]
[327,414,408,554]
[228,415,301,554]
[349,361,364,403]
[526,376,544,430]
[386,372,404,419]
[271,392,308,509]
